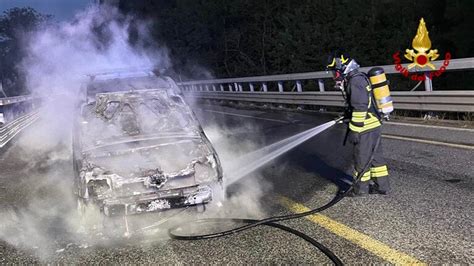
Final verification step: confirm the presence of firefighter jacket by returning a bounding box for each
[346,71,381,134]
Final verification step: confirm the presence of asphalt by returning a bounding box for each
[0,104,472,264]
[383,121,474,146]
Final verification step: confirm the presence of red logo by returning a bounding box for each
[392,18,450,81]
[393,51,451,81]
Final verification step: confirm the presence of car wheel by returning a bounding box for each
[196,203,206,213]
[76,198,104,235]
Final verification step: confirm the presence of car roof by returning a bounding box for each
[95,89,178,102]
[84,74,181,103]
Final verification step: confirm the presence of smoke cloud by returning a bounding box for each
[202,123,271,217]
[23,6,169,98]
[0,3,271,260]
[0,3,172,256]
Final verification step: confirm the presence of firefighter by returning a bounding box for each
[327,53,390,195]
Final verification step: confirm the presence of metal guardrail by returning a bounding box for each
[0,111,39,148]
[0,95,40,124]
[185,91,474,112]
[0,95,37,106]
[179,57,474,112]
[0,57,471,148]
[179,57,474,91]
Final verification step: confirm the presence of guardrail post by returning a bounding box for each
[318,79,325,92]
[0,82,5,98]
[212,85,216,91]
[238,83,243,92]
[424,72,433,91]
[205,85,209,91]
[278,81,284,93]
[249,83,254,92]
[228,84,233,92]
[220,84,224,91]
[296,80,303,92]
[262,82,268,92]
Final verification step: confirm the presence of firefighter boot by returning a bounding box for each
[349,181,370,197]
[370,176,391,195]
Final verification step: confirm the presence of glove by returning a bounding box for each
[334,80,344,91]
[348,131,360,144]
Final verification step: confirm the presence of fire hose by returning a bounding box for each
[168,116,382,265]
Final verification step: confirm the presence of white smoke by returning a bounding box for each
[202,123,270,218]
[0,4,172,257]
[0,3,273,260]
[23,6,169,99]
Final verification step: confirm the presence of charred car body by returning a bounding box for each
[73,74,222,216]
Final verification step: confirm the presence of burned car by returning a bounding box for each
[73,75,222,217]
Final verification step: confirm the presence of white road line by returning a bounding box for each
[382,134,474,150]
[202,109,291,124]
[386,121,474,132]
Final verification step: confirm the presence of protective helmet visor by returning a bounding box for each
[342,59,360,75]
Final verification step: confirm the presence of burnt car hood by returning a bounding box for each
[81,134,219,192]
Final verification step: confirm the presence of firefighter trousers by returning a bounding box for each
[353,127,390,194]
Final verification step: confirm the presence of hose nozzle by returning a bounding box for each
[335,116,350,124]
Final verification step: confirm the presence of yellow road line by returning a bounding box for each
[279,196,425,265]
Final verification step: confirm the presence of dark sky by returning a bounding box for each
[0,0,92,21]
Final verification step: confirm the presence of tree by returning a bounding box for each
[0,7,51,96]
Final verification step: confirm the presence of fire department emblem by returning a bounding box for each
[404,18,439,70]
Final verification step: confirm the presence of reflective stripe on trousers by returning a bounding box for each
[354,170,372,182]
[353,128,389,182]
[354,165,389,182]
[371,165,389,178]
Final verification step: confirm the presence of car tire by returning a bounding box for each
[77,198,105,235]
[196,203,206,213]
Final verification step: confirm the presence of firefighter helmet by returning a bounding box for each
[326,53,360,79]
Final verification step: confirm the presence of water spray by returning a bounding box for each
[168,116,382,265]
[226,117,343,185]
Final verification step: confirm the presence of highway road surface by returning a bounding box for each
[0,104,472,264]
